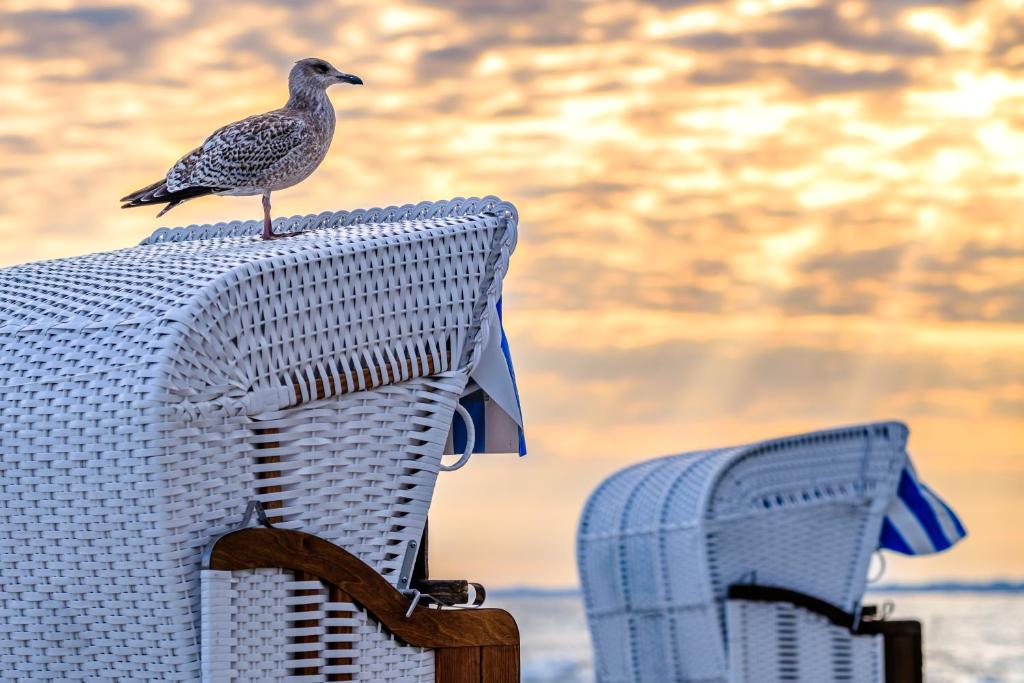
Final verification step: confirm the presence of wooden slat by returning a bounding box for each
[254,427,283,524]
[291,570,320,677]
[435,647,481,683]
[208,527,519,649]
[482,645,520,683]
[288,350,449,407]
[325,583,354,682]
[882,620,923,683]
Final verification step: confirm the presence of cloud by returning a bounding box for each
[779,239,1024,322]
[989,15,1024,67]
[910,281,1024,323]
[518,333,1024,426]
[637,0,718,7]
[672,32,746,51]
[685,60,911,93]
[415,0,560,18]
[801,244,907,280]
[865,0,974,9]
[778,285,879,317]
[519,255,726,312]
[12,7,139,27]
[0,135,38,154]
[417,44,487,78]
[665,2,943,66]
[758,5,941,56]
[226,29,302,69]
[688,62,756,86]
[0,5,156,81]
[787,65,910,94]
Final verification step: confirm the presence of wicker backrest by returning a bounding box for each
[577,422,908,683]
[0,197,518,681]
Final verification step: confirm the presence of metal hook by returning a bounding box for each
[234,499,274,530]
[469,582,487,608]
[401,589,422,618]
[202,500,274,569]
[866,550,886,584]
[440,403,475,472]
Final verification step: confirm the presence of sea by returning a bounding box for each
[487,590,1024,683]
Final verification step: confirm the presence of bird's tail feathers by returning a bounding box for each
[156,201,184,218]
[119,178,166,204]
[120,179,223,216]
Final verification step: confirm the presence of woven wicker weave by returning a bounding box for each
[576,422,908,683]
[725,598,883,683]
[0,196,518,681]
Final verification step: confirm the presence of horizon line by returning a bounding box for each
[488,579,1024,597]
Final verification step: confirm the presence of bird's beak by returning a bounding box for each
[334,71,363,85]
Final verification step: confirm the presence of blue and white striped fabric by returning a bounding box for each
[879,464,966,555]
[452,297,527,456]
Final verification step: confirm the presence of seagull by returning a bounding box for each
[120,57,362,240]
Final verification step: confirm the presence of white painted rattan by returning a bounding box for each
[576,422,908,683]
[725,599,883,683]
[202,570,433,683]
[0,196,518,681]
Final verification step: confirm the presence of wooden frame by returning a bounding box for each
[205,526,520,682]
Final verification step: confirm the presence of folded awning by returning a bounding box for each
[451,297,526,456]
[880,462,966,555]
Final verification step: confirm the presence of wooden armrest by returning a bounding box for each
[205,526,518,650]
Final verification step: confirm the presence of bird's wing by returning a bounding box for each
[166,110,309,191]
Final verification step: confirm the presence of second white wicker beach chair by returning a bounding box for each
[577,422,914,683]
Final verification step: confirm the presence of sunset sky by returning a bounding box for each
[0,0,1021,587]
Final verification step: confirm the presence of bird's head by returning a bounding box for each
[290,57,363,92]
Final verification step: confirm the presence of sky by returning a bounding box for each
[0,0,1021,587]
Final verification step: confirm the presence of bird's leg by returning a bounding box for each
[261,192,275,240]
[260,191,301,240]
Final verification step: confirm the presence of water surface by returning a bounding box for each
[488,591,1024,683]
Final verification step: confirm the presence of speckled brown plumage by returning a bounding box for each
[121,57,362,239]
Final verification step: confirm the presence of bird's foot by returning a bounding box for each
[260,230,303,241]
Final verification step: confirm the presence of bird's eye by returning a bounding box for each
[313,64,329,74]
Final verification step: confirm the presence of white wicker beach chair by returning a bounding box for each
[577,422,912,683]
[0,196,522,681]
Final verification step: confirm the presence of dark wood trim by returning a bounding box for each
[291,570,321,677]
[879,620,923,683]
[435,648,481,683]
[287,350,450,408]
[728,584,857,630]
[728,583,922,683]
[253,426,283,524]
[432,645,520,683]
[207,527,519,649]
[325,583,354,682]
[482,645,520,683]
